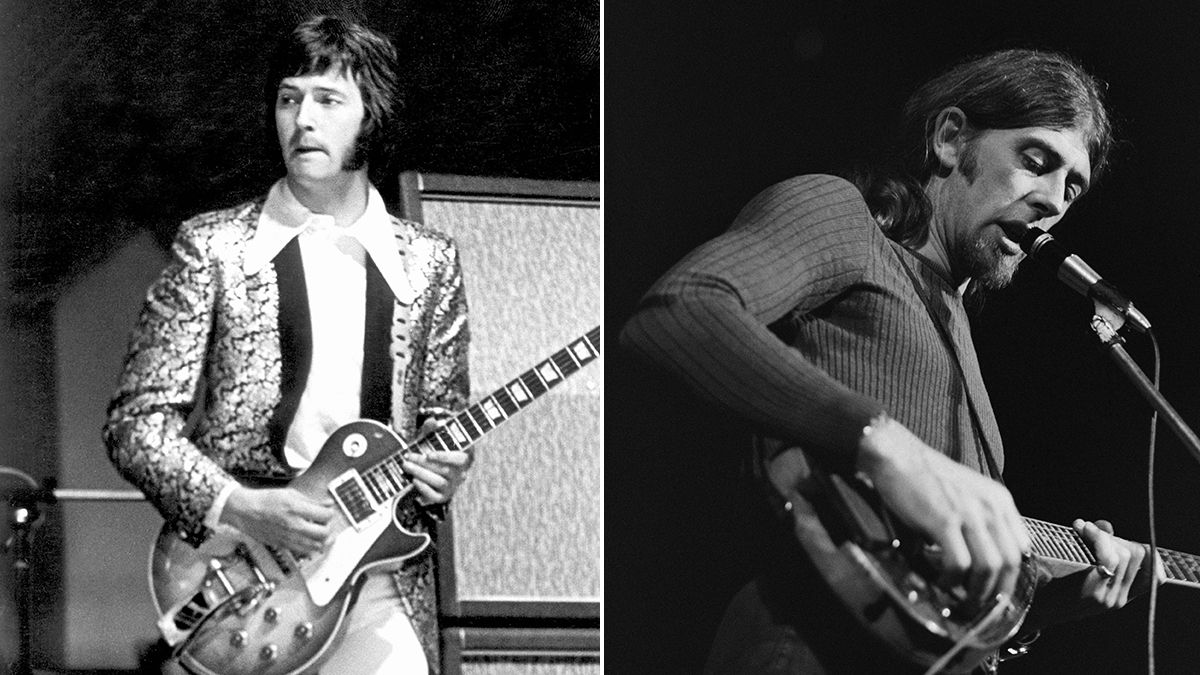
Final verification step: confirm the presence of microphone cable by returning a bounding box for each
[1145,329,1162,675]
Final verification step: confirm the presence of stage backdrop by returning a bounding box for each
[397,172,602,675]
[53,231,169,669]
[45,174,602,672]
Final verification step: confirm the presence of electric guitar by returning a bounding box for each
[764,441,1200,674]
[149,326,600,675]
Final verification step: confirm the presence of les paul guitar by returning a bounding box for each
[763,441,1200,674]
[149,327,600,675]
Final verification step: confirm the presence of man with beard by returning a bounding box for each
[621,48,1155,673]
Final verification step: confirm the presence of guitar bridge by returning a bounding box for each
[158,543,276,648]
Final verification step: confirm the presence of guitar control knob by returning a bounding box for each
[261,644,279,661]
[265,607,280,623]
[295,621,313,640]
[230,630,248,648]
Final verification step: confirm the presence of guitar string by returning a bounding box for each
[358,330,600,504]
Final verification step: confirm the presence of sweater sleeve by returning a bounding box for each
[619,175,887,462]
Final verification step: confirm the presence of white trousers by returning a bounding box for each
[316,572,428,674]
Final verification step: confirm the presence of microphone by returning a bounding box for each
[1015,225,1151,333]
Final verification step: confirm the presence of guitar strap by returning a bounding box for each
[891,243,1005,481]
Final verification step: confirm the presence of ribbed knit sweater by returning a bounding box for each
[620,174,1003,477]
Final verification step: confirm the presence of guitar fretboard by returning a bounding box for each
[355,327,601,506]
[1025,517,1200,589]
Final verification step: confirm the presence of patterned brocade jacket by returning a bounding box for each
[102,196,469,668]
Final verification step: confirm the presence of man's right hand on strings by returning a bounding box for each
[854,414,1032,607]
[221,485,337,558]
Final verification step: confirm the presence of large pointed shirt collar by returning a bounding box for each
[245,178,416,304]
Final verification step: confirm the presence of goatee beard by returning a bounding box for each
[969,238,1022,290]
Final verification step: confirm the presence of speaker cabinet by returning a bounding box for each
[397,173,601,674]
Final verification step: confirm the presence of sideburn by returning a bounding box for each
[342,132,370,171]
[958,137,980,182]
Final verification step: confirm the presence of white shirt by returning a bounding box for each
[206,178,413,526]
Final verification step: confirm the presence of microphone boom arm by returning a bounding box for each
[1090,315,1200,465]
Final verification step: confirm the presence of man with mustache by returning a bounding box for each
[104,15,470,673]
[622,48,1155,673]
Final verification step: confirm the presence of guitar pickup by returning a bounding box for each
[328,469,385,530]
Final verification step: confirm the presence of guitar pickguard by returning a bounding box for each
[304,496,427,606]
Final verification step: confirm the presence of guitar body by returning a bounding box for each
[763,440,1036,673]
[147,327,603,675]
[149,420,431,675]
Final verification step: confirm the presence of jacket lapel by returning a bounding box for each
[361,252,395,423]
[267,237,312,462]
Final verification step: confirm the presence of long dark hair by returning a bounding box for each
[265,15,402,179]
[853,48,1114,247]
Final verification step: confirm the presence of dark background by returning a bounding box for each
[1,0,599,308]
[0,0,597,669]
[606,0,1200,672]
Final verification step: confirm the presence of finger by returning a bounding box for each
[1086,525,1131,605]
[962,517,1005,604]
[404,460,450,491]
[1075,519,1110,550]
[292,501,336,525]
[1109,547,1134,606]
[985,491,1027,567]
[417,417,450,436]
[1076,520,1115,585]
[277,488,336,521]
[933,522,973,593]
[1095,519,1115,535]
[1081,524,1119,596]
[420,450,472,467]
[1115,540,1144,604]
[411,479,448,505]
[987,512,1025,603]
[289,517,332,543]
[285,527,329,557]
[405,455,448,475]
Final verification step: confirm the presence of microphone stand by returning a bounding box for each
[1089,311,1200,463]
[5,479,55,675]
[3,475,145,675]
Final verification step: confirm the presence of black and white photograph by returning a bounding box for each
[1,2,598,673]
[608,1,1200,673]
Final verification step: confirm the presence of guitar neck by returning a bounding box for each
[1025,517,1200,590]
[360,326,601,503]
